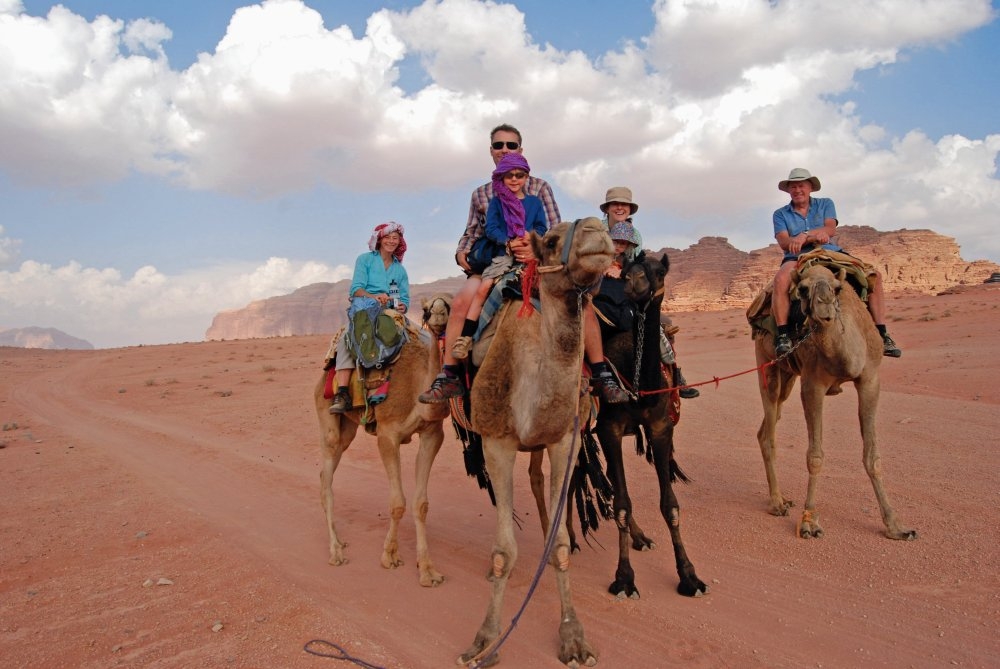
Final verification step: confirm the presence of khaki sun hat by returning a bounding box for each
[600,186,639,214]
[778,168,821,193]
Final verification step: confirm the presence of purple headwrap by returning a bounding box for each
[368,221,406,262]
[491,153,531,238]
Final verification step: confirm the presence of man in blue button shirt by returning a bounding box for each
[771,168,901,358]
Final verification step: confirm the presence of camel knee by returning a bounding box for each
[668,506,680,528]
[552,544,570,572]
[490,550,513,580]
[806,454,824,474]
[614,509,628,530]
[415,500,429,522]
[864,453,883,476]
[389,505,405,521]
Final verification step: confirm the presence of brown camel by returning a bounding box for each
[459,218,612,668]
[312,295,452,587]
[754,264,917,540]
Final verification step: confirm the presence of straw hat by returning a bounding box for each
[778,168,821,192]
[600,186,639,214]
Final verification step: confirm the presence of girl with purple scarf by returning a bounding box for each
[449,153,548,360]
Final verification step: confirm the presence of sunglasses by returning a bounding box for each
[504,171,528,180]
[491,141,520,150]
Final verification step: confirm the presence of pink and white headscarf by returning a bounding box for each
[368,221,406,262]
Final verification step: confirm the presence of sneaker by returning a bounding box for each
[418,372,464,403]
[328,390,352,414]
[774,333,793,357]
[452,335,473,360]
[674,367,700,399]
[882,333,902,358]
[593,372,629,404]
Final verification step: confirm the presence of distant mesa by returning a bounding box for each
[205,226,999,342]
[0,326,94,350]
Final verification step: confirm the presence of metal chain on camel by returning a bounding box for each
[636,327,814,397]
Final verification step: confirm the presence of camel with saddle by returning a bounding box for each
[457,217,611,668]
[312,294,453,587]
[749,251,916,540]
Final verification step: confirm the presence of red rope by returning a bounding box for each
[636,360,777,397]
[517,259,539,317]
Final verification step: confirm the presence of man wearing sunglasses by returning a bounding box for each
[421,123,628,404]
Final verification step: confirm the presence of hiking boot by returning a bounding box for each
[674,367,700,399]
[882,333,902,358]
[452,335,473,360]
[328,390,352,415]
[418,372,464,403]
[774,333,793,357]
[593,372,629,404]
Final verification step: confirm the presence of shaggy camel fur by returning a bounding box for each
[459,218,612,668]
[312,295,452,587]
[754,265,916,540]
[597,252,708,599]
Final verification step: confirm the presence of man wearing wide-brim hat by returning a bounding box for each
[770,168,901,358]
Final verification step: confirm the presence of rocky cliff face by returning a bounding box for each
[205,276,466,341]
[205,227,999,341]
[0,327,94,350]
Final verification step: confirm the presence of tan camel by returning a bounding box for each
[312,295,452,587]
[459,218,612,668]
[754,265,916,540]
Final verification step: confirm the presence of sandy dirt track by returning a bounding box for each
[2,286,998,669]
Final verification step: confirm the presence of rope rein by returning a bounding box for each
[468,290,587,669]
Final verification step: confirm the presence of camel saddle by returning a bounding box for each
[746,249,877,339]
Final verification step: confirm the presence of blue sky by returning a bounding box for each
[2,0,998,348]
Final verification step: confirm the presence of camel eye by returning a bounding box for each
[797,285,809,299]
[546,237,558,250]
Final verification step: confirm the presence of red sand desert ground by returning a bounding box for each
[1,285,998,668]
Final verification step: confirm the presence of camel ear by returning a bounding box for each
[836,267,847,282]
[528,229,546,260]
[659,252,670,274]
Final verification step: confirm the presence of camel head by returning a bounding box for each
[793,265,844,327]
[420,294,452,336]
[529,217,613,291]
[623,251,669,308]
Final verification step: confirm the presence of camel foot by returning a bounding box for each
[767,499,794,516]
[558,616,597,668]
[797,510,823,538]
[886,527,918,541]
[631,536,656,551]
[328,554,349,566]
[381,550,404,570]
[458,630,500,668]
[419,566,445,587]
[677,574,709,598]
[608,578,639,600]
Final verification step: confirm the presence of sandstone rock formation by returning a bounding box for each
[0,327,94,350]
[205,227,999,341]
[205,276,466,341]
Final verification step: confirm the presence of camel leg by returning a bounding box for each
[756,350,796,515]
[460,438,518,668]
[528,450,549,535]
[597,419,640,599]
[412,423,446,586]
[317,403,359,566]
[649,423,707,597]
[546,433,597,668]
[798,378,827,538]
[856,375,917,540]
[375,431,407,570]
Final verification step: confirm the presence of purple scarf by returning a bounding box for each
[491,153,531,238]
